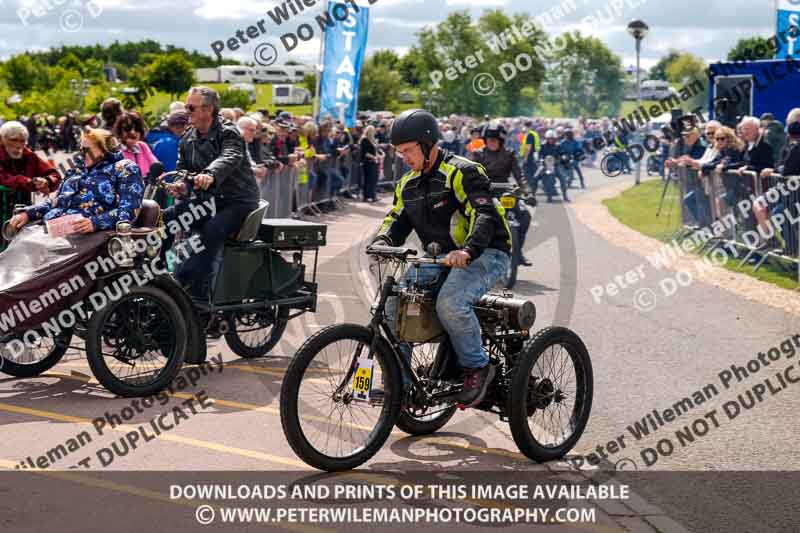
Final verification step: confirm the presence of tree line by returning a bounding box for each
[0,15,778,120]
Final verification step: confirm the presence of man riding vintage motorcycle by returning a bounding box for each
[536,130,570,203]
[373,109,512,408]
[469,121,534,267]
[161,86,260,300]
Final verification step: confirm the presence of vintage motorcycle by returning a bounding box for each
[0,167,325,397]
[280,242,593,472]
[491,183,534,290]
[535,154,570,201]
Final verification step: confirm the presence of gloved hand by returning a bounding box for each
[368,235,393,252]
[523,194,537,207]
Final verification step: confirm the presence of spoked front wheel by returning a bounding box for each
[280,324,402,471]
[508,327,593,462]
[86,285,187,397]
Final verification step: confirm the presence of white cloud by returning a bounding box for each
[193,0,277,20]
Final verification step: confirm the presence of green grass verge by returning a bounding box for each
[603,179,799,290]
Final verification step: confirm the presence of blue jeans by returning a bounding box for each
[385,248,510,370]
[568,160,585,188]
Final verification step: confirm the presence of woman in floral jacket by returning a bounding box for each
[8,128,144,233]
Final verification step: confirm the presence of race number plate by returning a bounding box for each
[351,358,374,401]
[501,196,517,209]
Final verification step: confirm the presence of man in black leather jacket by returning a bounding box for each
[164,86,260,298]
[470,121,533,266]
[374,109,512,408]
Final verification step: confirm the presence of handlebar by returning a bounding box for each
[151,170,213,201]
[366,244,417,258]
[489,182,517,193]
[365,244,442,265]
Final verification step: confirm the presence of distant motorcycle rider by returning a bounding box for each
[559,129,586,189]
[470,121,534,266]
[373,109,512,408]
[537,130,570,203]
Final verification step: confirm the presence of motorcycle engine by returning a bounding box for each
[475,294,536,331]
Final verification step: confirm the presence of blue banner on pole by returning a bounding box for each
[776,0,800,58]
[318,1,370,127]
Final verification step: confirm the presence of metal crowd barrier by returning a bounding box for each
[284,148,368,217]
[676,166,800,279]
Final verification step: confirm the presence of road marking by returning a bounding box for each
[0,401,310,469]
[2,370,526,463]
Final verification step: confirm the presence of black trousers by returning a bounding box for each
[161,197,256,298]
[363,162,378,201]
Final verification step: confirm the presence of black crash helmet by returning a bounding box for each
[481,121,506,141]
[390,109,440,147]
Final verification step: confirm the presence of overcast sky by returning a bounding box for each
[0,0,780,70]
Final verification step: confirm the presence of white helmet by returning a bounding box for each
[545,129,557,139]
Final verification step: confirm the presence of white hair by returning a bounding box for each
[739,116,761,129]
[188,86,220,115]
[237,116,257,129]
[787,108,800,126]
[0,121,29,141]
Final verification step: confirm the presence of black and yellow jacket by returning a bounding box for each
[376,149,511,259]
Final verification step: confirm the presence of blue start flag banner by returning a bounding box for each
[318,1,370,127]
[776,0,800,58]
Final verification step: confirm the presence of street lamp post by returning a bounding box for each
[627,20,649,186]
[70,79,91,114]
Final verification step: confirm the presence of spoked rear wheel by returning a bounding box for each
[86,285,187,397]
[280,324,402,471]
[395,342,458,436]
[0,329,73,378]
[224,305,288,358]
[508,327,593,462]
